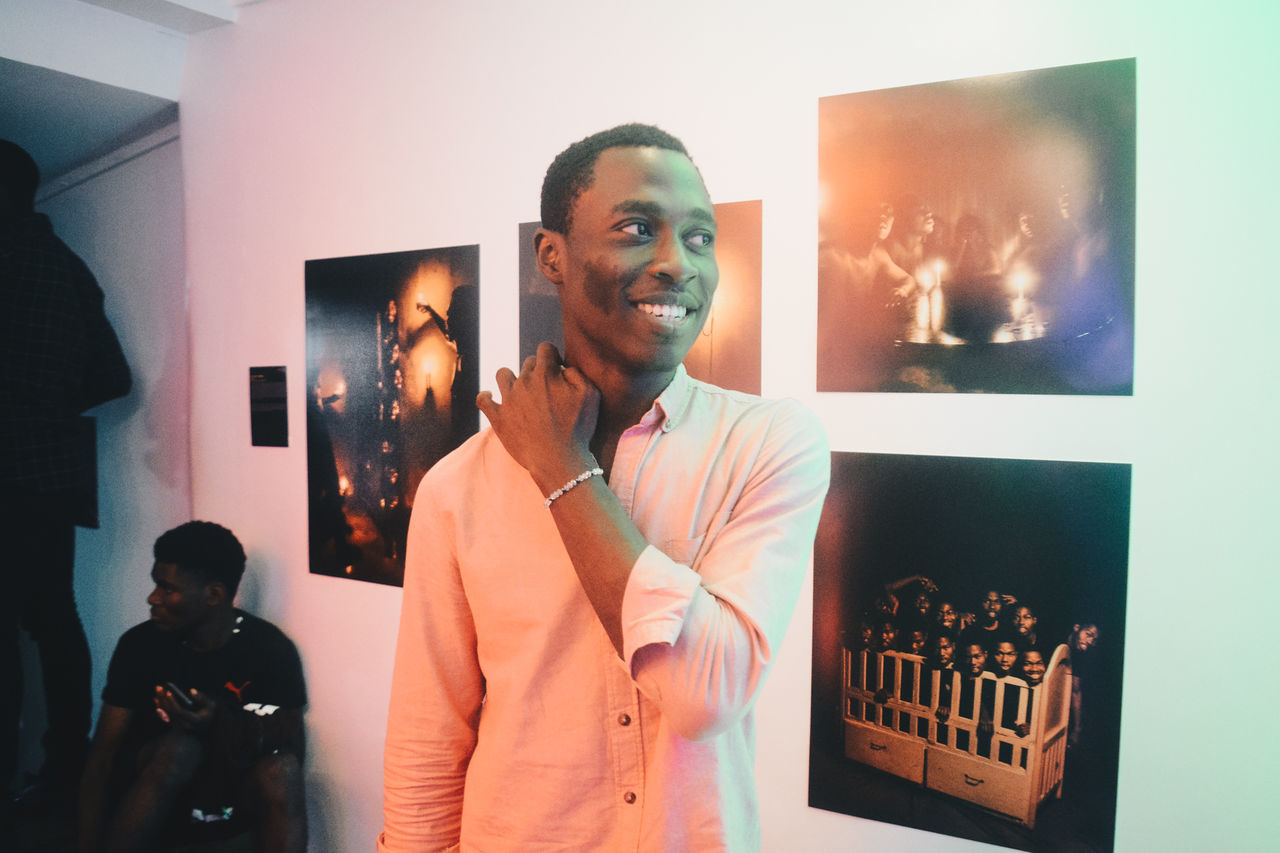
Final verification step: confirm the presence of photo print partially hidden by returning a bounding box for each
[305,245,479,586]
[811,452,1130,852]
[818,59,1135,394]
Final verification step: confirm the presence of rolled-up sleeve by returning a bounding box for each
[620,399,830,741]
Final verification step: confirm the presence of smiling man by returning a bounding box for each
[77,522,306,853]
[380,125,830,852]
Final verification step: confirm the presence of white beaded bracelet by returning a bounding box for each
[544,467,604,508]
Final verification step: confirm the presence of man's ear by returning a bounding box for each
[204,582,228,607]
[534,228,566,285]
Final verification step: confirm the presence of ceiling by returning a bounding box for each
[0,0,240,187]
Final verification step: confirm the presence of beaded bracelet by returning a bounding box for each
[544,467,604,508]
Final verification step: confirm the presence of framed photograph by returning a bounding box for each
[305,245,479,586]
[810,452,1130,851]
[817,59,1135,394]
[519,200,763,395]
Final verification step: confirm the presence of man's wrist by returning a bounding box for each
[530,449,599,496]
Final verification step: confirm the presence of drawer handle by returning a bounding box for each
[870,742,887,751]
[963,774,985,787]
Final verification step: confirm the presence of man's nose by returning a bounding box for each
[649,233,696,286]
[146,587,162,605]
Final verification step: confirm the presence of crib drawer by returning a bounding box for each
[844,723,926,784]
[926,747,1029,821]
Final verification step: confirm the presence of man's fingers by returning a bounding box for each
[535,341,564,368]
[476,390,498,420]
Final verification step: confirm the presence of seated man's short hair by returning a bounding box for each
[154,521,247,596]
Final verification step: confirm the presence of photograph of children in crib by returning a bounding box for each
[810,453,1129,853]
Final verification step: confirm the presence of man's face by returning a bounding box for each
[981,591,1002,622]
[1014,606,1037,636]
[875,622,896,651]
[1021,651,1046,686]
[965,644,987,677]
[910,206,934,236]
[933,635,955,667]
[909,630,928,654]
[1074,624,1100,652]
[935,603,957,629]
[994,641,1017,675]
[146,561,215,634]
[548,146,717,380]
[877,207,895,241]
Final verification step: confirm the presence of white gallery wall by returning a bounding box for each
[176,1,1278,850]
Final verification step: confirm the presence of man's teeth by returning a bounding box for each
[638,303,687,321]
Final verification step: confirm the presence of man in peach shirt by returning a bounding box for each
[380,124,829,852]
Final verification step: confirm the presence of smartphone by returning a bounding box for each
[164,682,195,709]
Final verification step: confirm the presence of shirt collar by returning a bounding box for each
[645,365,694,434]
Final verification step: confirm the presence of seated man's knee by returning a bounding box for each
[136,731,205,788]
[247,752,304,809]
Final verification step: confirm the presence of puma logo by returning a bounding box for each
[224,681,252,703]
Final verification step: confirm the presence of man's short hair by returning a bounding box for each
[0,138,40,214]
[154,521,247,596]
[540,123,691,236]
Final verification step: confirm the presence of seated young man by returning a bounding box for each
[78,522,307,853]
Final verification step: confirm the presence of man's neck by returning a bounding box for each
[179,608,239,652]
[574,356,677,479]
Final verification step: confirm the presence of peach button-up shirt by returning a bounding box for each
[379,368,829,852]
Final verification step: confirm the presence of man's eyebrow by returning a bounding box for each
[612,199,716,226]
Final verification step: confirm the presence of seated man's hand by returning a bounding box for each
[873,688,889,704]
[154,684,216,734]
[935,707,951,722]
[1015,722,1031,737]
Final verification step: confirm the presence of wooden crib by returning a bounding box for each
[841,643,1071,827]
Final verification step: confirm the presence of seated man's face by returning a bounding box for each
[993,641,1018,675]
[935,603,957,629]
[549,146,718,378]
[965,644,987,677]
[908,630,928,655]
[1021,651,1046,686]
[146,562,214,634]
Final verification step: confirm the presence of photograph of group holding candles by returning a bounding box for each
[817,58,1135,395]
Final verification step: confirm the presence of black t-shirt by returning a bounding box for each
[103,610,306,735]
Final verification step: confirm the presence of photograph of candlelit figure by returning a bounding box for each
[305,245,479,586]
[817,58,1134,394]
[811,452,1130,852]
[519,200,763,394]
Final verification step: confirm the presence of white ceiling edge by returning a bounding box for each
[78,0,238,34]
[0,0,187,100]
[37,115,181,204]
